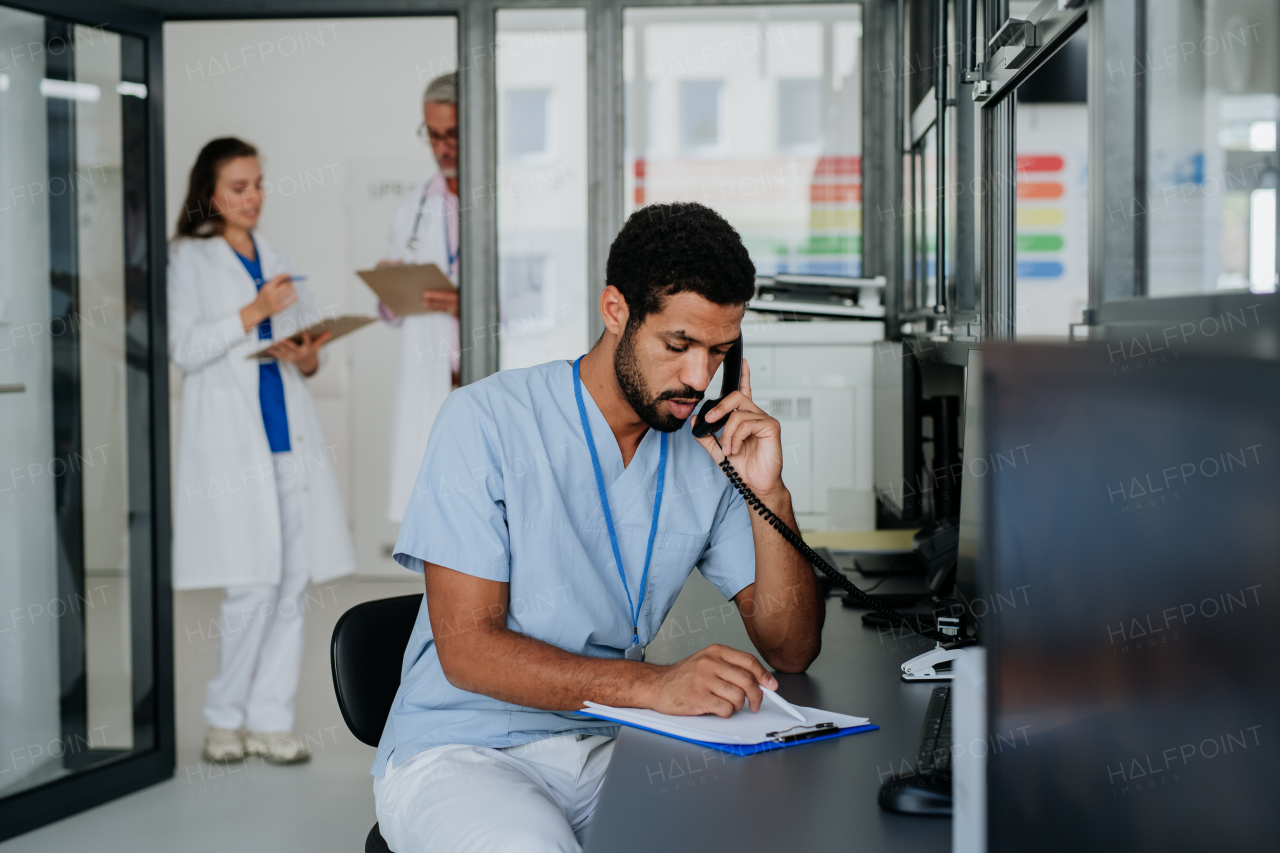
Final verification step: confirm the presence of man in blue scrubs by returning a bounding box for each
[373,202,824,852]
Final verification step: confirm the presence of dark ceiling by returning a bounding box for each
[117,0,459,20]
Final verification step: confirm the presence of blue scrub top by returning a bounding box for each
[233,240,291,454]
[373,360,757,776]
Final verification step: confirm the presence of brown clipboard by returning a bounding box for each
[356,263,456,317]
[246,314,376,360]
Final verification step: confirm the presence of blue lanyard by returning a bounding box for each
[573,356,667,648]
[407,184,458,276]
[234,233,271,341]
[442,196,458,275]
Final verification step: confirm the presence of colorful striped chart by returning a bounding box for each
[1016,153,1066,279]
[804,155,862,277]
[628,154,863,277]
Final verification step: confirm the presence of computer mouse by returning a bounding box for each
[877,772,952,816]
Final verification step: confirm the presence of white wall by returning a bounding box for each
[1014,103,1088,338]
[164,17,457,577]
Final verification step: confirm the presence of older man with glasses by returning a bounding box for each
[377,72,462,524]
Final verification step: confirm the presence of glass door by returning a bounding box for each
[0,1,168,838]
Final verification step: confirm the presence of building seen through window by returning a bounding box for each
[496,9,589,370]
[625,4,863,278]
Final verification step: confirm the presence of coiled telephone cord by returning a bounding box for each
[717,455,957,645]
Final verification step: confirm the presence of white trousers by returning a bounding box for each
[203,453,308,732]
[374,734,616,853]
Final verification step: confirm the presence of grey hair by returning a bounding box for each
[423,72,457,105]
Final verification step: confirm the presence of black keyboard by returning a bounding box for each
[916,685,952,773]
[876,685,953,815]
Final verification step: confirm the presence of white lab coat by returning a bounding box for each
[167,234,356,590]
[383,177,458,522]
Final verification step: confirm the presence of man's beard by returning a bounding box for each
[614,321,703,433]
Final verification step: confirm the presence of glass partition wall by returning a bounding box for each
[496,8,590,369]
[7,0,1266,833]
[0,1,169,839]
[915,0,1277,349]
[1145,0,1278,297]
[1084,0,1278,356]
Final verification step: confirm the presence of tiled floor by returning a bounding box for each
[1,576,422,853]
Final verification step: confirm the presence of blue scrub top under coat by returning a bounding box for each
[233,238,291,454]
[373,360,757,777]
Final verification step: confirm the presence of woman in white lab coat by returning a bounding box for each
[168,137,355,766]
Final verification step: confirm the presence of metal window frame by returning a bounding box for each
[972,0,1087,340]
[864,0,902,331]
[973,0,1277,349]
[152,0,873,378]
[889,0,983,336]
[1090,0,1142,307]
[1087,0,1280,353]
[0,0,173,839]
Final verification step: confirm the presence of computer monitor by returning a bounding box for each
[981,344,1279,851]
[872,339,923,523]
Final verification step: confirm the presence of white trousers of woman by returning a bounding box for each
[203,452,308,732]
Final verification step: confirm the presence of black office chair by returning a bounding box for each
[330,593,423,853]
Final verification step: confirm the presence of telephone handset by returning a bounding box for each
[693,336,974,646]
[691,337,743,438]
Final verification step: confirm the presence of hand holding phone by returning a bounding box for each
[691,337,744,438]
[691,344,787,502]
[695,341,967,646]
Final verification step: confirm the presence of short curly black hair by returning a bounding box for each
[605,202,757,328]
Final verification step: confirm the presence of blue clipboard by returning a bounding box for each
[579,710,879,756]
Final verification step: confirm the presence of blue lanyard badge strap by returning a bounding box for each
[572,356,667,660]
[406,184,459,277]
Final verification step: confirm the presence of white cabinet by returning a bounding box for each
[732,317,884,531]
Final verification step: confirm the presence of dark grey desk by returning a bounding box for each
[584,578,951,852]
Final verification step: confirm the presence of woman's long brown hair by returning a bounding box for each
[175,137,258,238]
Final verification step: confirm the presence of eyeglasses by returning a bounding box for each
[417,124,459,147]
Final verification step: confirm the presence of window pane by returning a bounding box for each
[496,9,589,370]
[0,10,154,800]
[625,4,863,278]
[778,78,821,149]
[680,80,722,151]
[505,88,550,159]
[1145,2,1279,297]
[922,127,937,307]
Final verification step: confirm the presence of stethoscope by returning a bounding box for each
[405,182,459,275]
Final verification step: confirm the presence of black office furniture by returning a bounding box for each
[877,685,953,816]
[981,345,1280,852]
[584,592,951,852]
[330,593,423,853]
[914,685,953,775]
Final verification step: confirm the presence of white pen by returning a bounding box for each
[761,686,806,722]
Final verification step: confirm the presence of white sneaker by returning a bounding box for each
[202,727,244,763]
[244,731,312,765]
